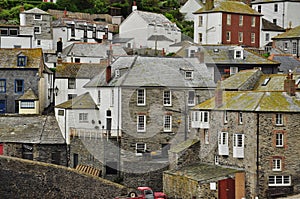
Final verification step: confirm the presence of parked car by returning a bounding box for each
[115,187,167,199]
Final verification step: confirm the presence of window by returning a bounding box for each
[137,115,146,132]
[274,4,278,12]
[163,90,172,106]
[204,129,209,144]
[239,112,243,124]
[37,40,41,46]
[239,15,243,26]
[273,19,277,25]
[230,67,238,75]
[68,78,76,89]
[164,115,172,132]
[214,155,219,165]
[98,90,101,104]
[265,33,270,41]
[292,42,297,54]
[198,16,203,27]
[17,56,27,67]
[226,31,231,41]
[251,33,255,44]
[106,110,112,117]
[275,113,283,125]
[20,100,35,109]
[269,176,291,186]
[188,91,195,106]
[58,109,64,116]
[34,26,41,34]
[261,77,271,86]
[233,134,244,158]
[68,94,77,100]
[0,79,6,93]
[202,111,209,123]
[9,29,18,35]
[79,113,88,122]
[15,79,24,93]
[284,42,288,51]
[71,23,75,37]
[185,71,193,79]
[190,50,195,58]
[136,143,146,156]
[251,17,256,27]
[218,132,229,155]
[74,58,80,63]
[137,89,146,106]
[276,132,284,147]
[227,14,231,25]
[0,28,8,35]
[238,32,243,43]
[111,89,114,107]
[235,50,242,59]
[199,33,203,43]
[258,5,261,13]
[272,158,282,171]
[34,14,42,20]
[224,111,228,124]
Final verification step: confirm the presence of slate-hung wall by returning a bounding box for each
[0,69,39,113]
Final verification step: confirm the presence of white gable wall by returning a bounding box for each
[0,36,32,48]
[194,13,223,44]
[180,0,203,21]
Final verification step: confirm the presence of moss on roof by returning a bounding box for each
[273,25,300,39]
[165,163,241,182]
[169,139,199,153]
[194,1,261,15]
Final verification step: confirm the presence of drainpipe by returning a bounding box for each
[256,112,260,198]
[282,2,285,28]
[65,109,68,167]
[297,39,299,58]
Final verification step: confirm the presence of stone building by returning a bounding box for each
[0,48,53,114]
[0,115,67,166]
[166,69,300,198]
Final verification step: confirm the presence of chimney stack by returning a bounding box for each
[195,51,205,63]
[215,81,223,108]
[106,65,112,84]
[57,37,63,55]
[205,0,214,10]
[284,71,296,96]
[132,1,137,12]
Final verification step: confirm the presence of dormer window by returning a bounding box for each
[235,50,242,59]
[115,69,120,77]
[185,71,193,79]
[17,56,27,67]
[34,14,42,20]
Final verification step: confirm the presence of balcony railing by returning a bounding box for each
[70,128,122,139]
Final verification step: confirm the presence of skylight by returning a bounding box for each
[261,77,271,86]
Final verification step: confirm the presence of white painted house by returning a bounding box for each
[180,0,203,21]
[119,10,181,52]
[251,0,300,29]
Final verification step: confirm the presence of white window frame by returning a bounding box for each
[137,89,146,106]
[163,115,172,132]
[214,155,219,165]
[136,143,146,156]
[218,132,229,155]
[199,33,203,43]
[185,71,193,79]
[239,15,243,26]
[163,90,172,106]
[224,111,228,124]
[230,67,238,75]
[269,176,291,186]
[20,101,35,109]
[137,115,146,132]
[34,26,41,34]
[188,90,195,106]
[251,33,255,44]
[239,112,243,124]
[79,113,88,123]
[238,32,243,43]
[226,31,231,41]
[34,14,42,20]
[276,133,284,147]
[275,113,283,125]
[272,158,282,171]
[204,129,209,144]
[227,14,231,25]
[233,133,244,158]
[251,16,256,27]
[265,33,270,42]
[234,50,242,59]
[198,16,203,27]
[292,42,297,54]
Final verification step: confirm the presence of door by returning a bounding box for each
[218,178,235,199]
[0,100,5,113]
[0,144,3,155]
[15,100,19,113]
[51,151,61,165]
[73,153,78,168]
[106,118,112,136]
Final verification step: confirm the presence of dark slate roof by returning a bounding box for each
[62,43,127,58]
[0,115,65,144]
[55,92,99,109]
[0,48,43,69]
[55,63,107,78]
[164,163,241,182]
[18,88,38,100]
[271,55,300,73]
[147,35,174,42]
[84,56,216,88]
[261,18,285,31]
[194,1,261,15]
[132,10,173,25]
[273,25,300,39]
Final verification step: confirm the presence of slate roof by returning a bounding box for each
[273,26,300,39]
[55,92,99,110]
[18,88,39,100]
[164,163,241,183]
[55,63,107,78]
[147,35,174,42]
[84,56,216,88]
[194,71,300,112]
[0,115,65,144]
[261,18,285,31]
[132,10,174,25]
[62,43,127,58]
[0,48,44,69]
[194,1,261,15]
[270,55,300,73]
[22,7,49,15]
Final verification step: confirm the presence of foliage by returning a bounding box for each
[0,4,34,23]
[38,2,59,11]
[56,0,78,12]
[93,0,110,14]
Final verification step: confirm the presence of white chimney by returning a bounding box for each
[132,1,137,12]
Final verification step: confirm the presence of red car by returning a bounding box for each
[115,187,167,199]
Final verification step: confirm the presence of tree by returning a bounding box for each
[56,0,78,12]
[38,2,59,11]
[93,0,110,14]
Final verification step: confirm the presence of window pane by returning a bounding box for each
[163,90,171,105]
[137,89,145,105]
[0,80,5,92]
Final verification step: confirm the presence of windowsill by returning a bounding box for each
[275,124,284,127]
[79,121,89,123]
[137,104,146,106]
[163,104,172,107]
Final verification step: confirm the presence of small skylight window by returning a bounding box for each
[185,71,193,79]
[213,48,219,53]
[296,78,300,85]
[261,77,271,86]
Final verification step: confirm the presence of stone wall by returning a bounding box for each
[0,156,127,198]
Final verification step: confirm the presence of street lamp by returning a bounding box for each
[54,86,59,96]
